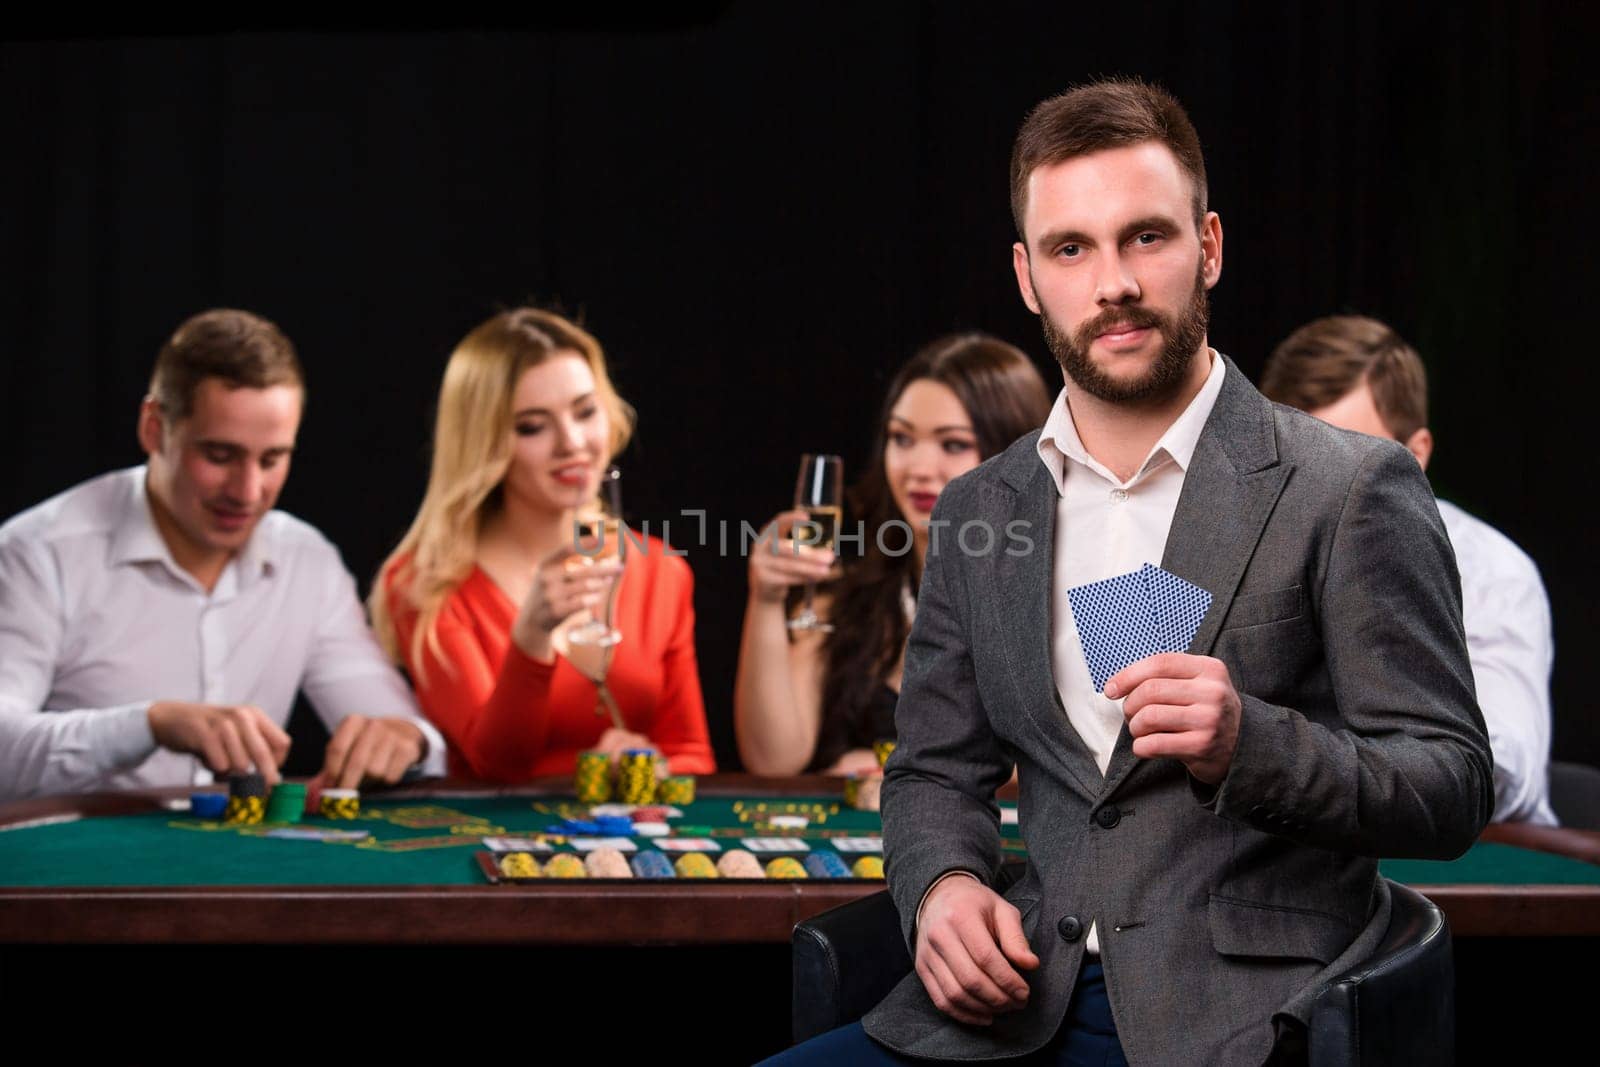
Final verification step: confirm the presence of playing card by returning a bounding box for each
[1067,569,1166,692]
[1140,564,1212,652]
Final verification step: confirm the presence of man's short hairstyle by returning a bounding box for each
[1010,77,1208,240]
[1261,314,1429,442]
[149,309,304,421]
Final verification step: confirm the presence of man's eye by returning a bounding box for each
[1058,244,1081,258]
[1134,232,1161,246]
[203,448,232,463]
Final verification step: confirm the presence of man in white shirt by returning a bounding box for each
[0,308,445,801]
[1261,313,1557,825]
[773,80,1489,1066]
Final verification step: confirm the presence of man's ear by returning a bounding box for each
[1200,211,1223,289]
[1012,242,1041,314]
[1403,426,1434,473]
[137,397,166,457]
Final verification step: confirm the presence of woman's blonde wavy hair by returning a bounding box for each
[370,308,635,675]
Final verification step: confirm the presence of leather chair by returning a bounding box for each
[1549,759,1600,830]
[792,873,1452,1065]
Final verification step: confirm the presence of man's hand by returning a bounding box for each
[147,701,291,784]
[320,716,426,789]
[914,875,1039,1026]
[1107,652,1242,784]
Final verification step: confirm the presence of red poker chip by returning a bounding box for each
[631,806,671,822]
[304,781,323,816]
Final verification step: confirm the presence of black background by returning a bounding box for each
[4,2,1598,773]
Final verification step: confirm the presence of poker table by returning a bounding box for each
[2,775,1598,943]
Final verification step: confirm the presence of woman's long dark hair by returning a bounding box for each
[808,333,1053,770]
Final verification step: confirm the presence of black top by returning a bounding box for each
[808,682,899,772]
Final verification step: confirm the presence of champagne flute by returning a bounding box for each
[787,453,843,633]
[567,466,624,650]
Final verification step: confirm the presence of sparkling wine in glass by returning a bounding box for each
[788,454,842,633]
[567,466,624,649]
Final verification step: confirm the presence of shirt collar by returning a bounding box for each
[107,464,278,588]
[1036,349,1228,495]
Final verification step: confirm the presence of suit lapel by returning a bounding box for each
[994,439,1101,801]
[1101,357,1293,794]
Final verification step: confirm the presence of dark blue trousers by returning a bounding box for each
[761,961,1127,1066]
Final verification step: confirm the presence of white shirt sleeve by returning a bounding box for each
[0,537,159,800]
[297,547,447,777]
[1464,560,1557,824]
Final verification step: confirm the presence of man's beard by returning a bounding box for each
[1040,260,1210,406]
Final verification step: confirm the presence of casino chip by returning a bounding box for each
[544,854,588,879]
[716,849,765,879]
[629,851,675,879]
[802,852,851,879]
[673,853,718,879]
[764,857,808,879]
[851,856,885,879]
[584,848,633,878]
[320,788,360,820]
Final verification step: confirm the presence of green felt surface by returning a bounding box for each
[1,793,1595,888]
[0,794,917,887]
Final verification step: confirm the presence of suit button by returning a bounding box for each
[1057,915,1083,942]
[1095,805,1121,829]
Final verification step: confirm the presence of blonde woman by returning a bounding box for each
[371,308,715,780]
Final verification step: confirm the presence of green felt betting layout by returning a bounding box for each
[0,794,1017,887]
[1,793,1596,889]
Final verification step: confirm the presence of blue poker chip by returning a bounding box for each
[629,851,676,879]
[190,793,227,819]
[593,816,634,834]
[803,852,853,879]
[547,819,602,835]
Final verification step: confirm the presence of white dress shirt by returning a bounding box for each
[1036,351,1227,952]
[0,466,445,800]
[1436,499,1557,825]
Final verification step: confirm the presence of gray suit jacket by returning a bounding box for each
[863,358,1492,1064]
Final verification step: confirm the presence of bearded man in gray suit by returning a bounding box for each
[768,80,1492,1066]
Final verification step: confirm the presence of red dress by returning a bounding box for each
[383,537,716,780]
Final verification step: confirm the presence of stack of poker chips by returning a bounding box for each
[618,749,657,804]
[319,788,360,819]
[716,849,765,878]
[803,852,852,879]
[544,854,587,878]
[190,792,227,820]
[629,851,675,878]
[574,750,612,803]
[657,775,696,805]
[584,848,633,878]
[673,853,718,878]
[264,782,306,824]
[224,774,267,825]
[765,857,807,879]
[851,856,885,879]
[844,773,883,812]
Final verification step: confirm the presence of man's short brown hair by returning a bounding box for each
[149,309,303,421]
[1261,314,1429,442]
[1010,78,1208,240]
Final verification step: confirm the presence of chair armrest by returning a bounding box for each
[1308,880,1454,1066]
[792,890,911,1044]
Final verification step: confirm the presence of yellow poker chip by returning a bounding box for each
[498,852,543,879]
[765,857,808,880]
[673,853,719,879]
[544,853,588,879]
[851,856,885,879]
